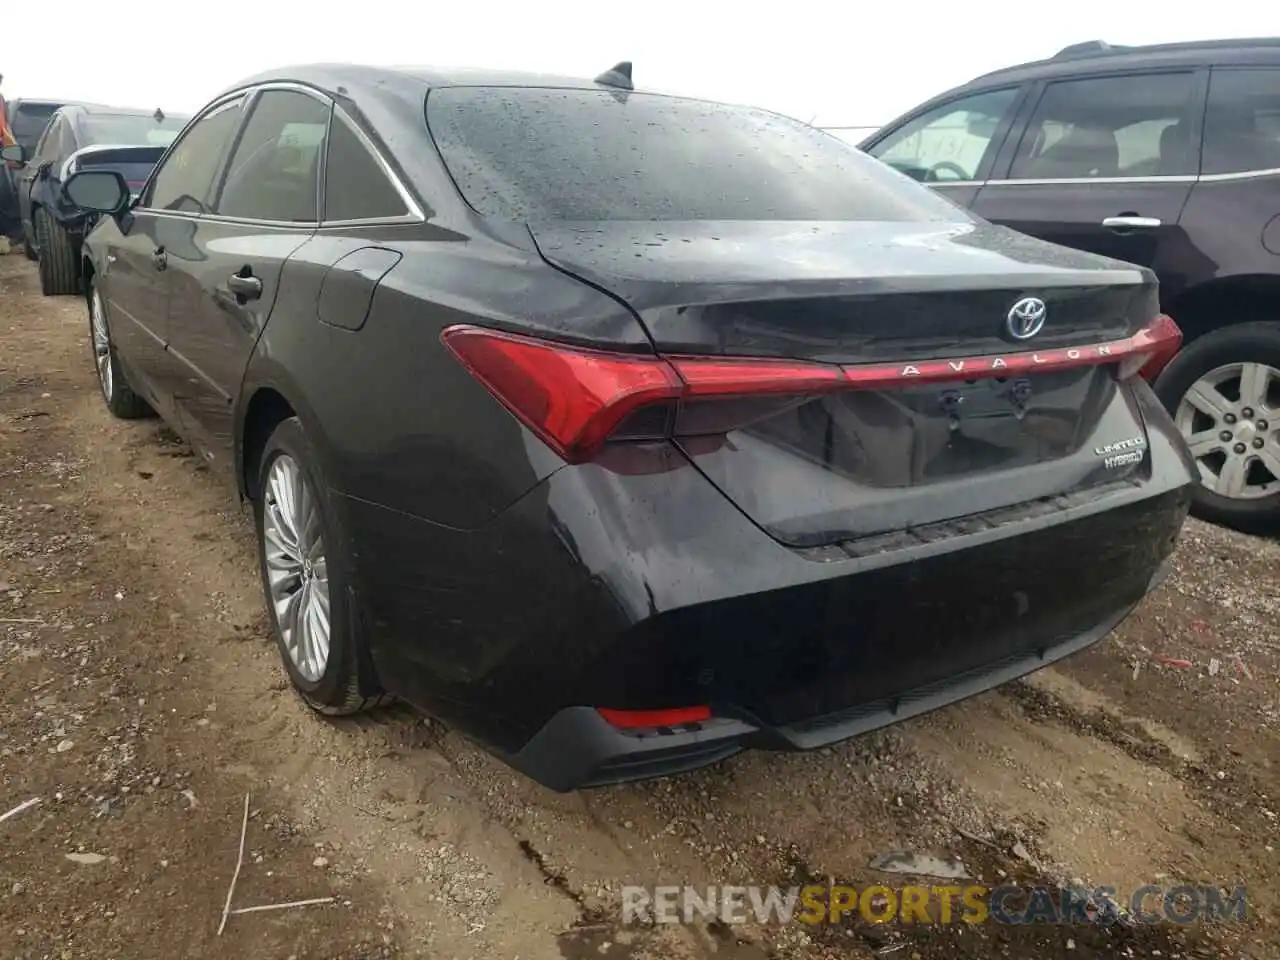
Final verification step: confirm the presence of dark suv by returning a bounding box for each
[1,99,66,241]
[861,37,1280,533]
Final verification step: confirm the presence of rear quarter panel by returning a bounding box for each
[241,224,651,531]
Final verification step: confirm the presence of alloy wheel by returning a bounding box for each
[262,454,331,682]
[90,291,113,402]
[1175,361,1280,500]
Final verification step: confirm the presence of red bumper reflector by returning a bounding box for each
[597,705,712,729]
[441,313,1182,464]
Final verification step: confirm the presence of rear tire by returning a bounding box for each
[22,223,36,261]
[88,283,151,420]
[1154,321,1280,534]
[35,207,78,296]
[254,417,390,715]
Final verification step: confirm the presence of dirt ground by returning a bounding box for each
[0,251,1276,960]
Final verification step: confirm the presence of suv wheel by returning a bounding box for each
[1155,322,1280,533]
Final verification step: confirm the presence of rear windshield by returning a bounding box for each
[426,87,965,222]
[81,113,188,148]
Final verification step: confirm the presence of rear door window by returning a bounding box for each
[1202,67,1280,175]
[215,89,330,222]
[57,117,78,159]
[1009,72,1198,179]
[32,116,60,163]
[427,87,965,222]
[146,97,246,214]
[866,88,1020,183]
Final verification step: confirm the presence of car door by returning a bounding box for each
[163,85,329,471]
[104,95,248,415]
[21,114,59,235]
[861,85,1029,211]
[970,69,1206,305]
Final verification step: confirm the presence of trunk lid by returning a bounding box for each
[530,219,1166,547]
[529,219,1155,360]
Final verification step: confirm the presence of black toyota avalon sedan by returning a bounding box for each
[63,61,1196,791]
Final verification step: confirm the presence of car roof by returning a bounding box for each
[10,98,82,111]
[219,62,644,101]
[966,36,1280,89]
[862,36,1280,148]
[61,103,187,117]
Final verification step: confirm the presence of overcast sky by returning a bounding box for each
[4,2,1275,128]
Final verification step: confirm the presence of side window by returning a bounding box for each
[867,88,1019,183]
[1010,72,1196,180]
[34,116,60,161]
[58,118,78,158]
[147,97,245,214]
[215,89,330,222]
[1203,68,1280,175]
[323,112,410,222]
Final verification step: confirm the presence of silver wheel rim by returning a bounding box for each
[90,291,112,401]
[1175,361,1280,501]
[262,454,331,682]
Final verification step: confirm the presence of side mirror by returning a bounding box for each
[0,143,25,164]
[63,169,130,215]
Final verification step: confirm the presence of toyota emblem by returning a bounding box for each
[1006,297,1047,340]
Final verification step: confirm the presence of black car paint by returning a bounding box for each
[0,99,66,238]
[16,104,186,262]
[81,65,1196,790]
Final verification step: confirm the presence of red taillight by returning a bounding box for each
[597,705,711,729]
[441,313,1184,464]
[441,326,683,461]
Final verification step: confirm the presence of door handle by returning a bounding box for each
[227,270,263,300]
[151,248,167,270]
[1102,215,1162,230]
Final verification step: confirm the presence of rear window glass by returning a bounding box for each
[12,103,58,145]
[426,87,963,222]
[82,112,188,148]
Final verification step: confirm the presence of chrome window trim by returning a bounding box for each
[984,175,1199,186]
[320,107,424,227]
[948,167,1280,187]
[133,208,317,230]
[136,92,249,215]
[1197,166,1280,183]
[134,81,426,228]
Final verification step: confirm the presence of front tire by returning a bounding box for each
[88,284,151,419]
[1154,322,1280,534]
[254,417,388,715]
[35,207,78,296]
